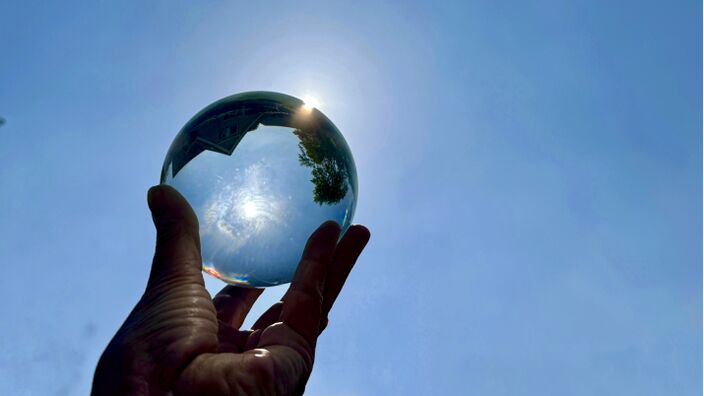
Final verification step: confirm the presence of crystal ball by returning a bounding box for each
[160,91,357,287]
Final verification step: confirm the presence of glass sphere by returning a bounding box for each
[160,91,357,287]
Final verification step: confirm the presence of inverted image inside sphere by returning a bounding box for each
[161,91,358,287]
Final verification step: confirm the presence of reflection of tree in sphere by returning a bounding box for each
[161,92,357,287]
[295,128,349,204]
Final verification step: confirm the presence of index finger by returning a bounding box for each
[280,221,340,345]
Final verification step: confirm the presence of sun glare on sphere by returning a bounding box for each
[242,200,259,219]
[301,95,321,111]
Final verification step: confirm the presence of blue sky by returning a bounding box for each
[0,1,700,395]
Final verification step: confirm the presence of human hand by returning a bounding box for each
[91,185,370,395]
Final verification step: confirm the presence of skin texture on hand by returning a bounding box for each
[92,185,370,396]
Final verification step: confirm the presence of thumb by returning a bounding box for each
[146,184,203,289]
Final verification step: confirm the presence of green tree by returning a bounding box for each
[294,128,349,205]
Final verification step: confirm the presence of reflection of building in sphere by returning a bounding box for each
[163,91,354,206]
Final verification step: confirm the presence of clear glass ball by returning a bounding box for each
[161,91,357,287]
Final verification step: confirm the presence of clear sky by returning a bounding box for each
[0,1,701,395]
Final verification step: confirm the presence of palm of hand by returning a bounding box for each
[92,186,369,396]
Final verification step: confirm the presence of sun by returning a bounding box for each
[301,95,322,111]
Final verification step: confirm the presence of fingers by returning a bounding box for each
[314,225,370,332]
[321,225,370,328]
[280,221,340,345]
[216,323,254,353]
[146,185,203,289]
[213,285,263,329]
